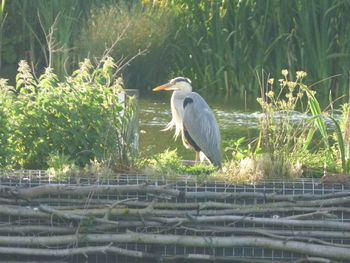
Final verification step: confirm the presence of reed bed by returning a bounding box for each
[1,0,350,94]
[171,0,350,95]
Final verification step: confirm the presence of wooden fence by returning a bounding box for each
[0,171,349,262]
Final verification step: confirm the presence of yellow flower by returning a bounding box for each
[287,81,297,89]
[281,69,288,77]
[266,90,275,98]
[296,71,307,80]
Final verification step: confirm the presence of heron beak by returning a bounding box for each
[152,83,174,91]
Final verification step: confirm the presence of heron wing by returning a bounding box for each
[182,92,221,166]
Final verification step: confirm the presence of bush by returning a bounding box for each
[0,57,136,170]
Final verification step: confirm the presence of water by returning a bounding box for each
[139,91,262,160]
[139,90,345,161]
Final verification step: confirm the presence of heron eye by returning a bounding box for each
[183,97,193,108]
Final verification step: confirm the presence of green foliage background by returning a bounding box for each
[0,57,136,169]
[1,0,350,94]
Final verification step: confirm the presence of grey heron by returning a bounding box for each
[153,77,222,168]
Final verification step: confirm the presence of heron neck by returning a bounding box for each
[172,89,191,99]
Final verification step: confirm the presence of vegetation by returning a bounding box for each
[143,149,217,181]
[1,0,350,94]
[139,70,350,183]
[1,62,349,183]
[0,0,6,71]
[78,2,175,88]
[1,0,350,182]
[169,0,350,95]
[0,57,137,170]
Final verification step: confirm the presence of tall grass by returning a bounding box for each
[78,1,175,88]
[1,0,350,94]
[14,0,92,76]
[170,0,350,95]
[2,0,97,76]
[0,0,6,70]
[306,91,350,174]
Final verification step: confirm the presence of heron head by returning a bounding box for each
[153,77,192,92]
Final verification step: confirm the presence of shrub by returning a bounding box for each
[0,57,136,170]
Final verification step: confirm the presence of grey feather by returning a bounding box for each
[182,92,221,167]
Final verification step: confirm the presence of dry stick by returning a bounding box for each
[163,254,286,263]
[61,206,185,217]
[0,197,115,206]
[180,225,350,249]
[123,200,350,215]
[0,244,158,259]
[0,205,49,218]
[1,203,348,236]
[181,225,350,239]
[283,211,338,220]
[103,198,138,220]
[0,184,179,200]
[56,206,348,218]
[1,184,350,201]
[124,200,350,211]
[0,233,349,260]
[2,198,350,218]
[39,205,119,226]
[2,198,350,216]
[200,207,350,215]
[285,236,350,249]
[185,191,350,201]
[50,195,350,208]
[0,205,163,229]
[1,204,347,230]
[292,257,335,263]
[148,215,350,231]
[0,225,75,234]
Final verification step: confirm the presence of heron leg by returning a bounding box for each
[195,151,200,163]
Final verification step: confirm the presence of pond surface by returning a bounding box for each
[139,90,345,161]
[139,91,263,160]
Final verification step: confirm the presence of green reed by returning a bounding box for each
[170,0,350,95]
[4,0,97,76]
[2,0,350,95]
[78,0,175,88]
[0,0,6,70]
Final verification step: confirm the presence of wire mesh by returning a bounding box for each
[0,171,349,262]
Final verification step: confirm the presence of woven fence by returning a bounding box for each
[0,170,349,262]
